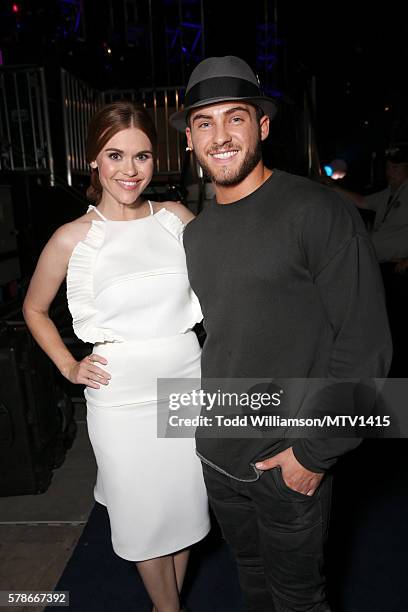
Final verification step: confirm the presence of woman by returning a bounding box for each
[23,101,210,612]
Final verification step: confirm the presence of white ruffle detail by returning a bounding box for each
[154,207,185,242]
[66,221,124,343]
[154,208,202,322]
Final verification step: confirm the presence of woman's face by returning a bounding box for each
[94,126,154,207]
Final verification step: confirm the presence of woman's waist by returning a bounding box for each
[86,331,201,408]
[94,330,199,350]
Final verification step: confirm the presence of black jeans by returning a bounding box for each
[202,462,332,612]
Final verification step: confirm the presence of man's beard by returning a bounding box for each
[194,137,262,186]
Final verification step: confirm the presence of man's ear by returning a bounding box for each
[185,127,193,151]
[260,115,270,142]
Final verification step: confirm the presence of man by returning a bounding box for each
[170,56,392,611]
[334,143,408,376]
[336,143,408,264]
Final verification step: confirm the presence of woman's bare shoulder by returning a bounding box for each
[49,211,95,253]
[151,200,195,224]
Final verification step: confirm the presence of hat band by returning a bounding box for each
[185,77,262,108]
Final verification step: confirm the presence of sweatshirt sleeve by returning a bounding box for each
[291,191,393,472]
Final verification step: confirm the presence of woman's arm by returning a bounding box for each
[23,223,110,389]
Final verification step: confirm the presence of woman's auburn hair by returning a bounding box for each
[86,101,157,204]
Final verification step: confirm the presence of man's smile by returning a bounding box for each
[209,149,239,162]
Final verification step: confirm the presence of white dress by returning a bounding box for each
[66,201,210,561]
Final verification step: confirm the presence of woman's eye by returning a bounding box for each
[136,154,149,161]
[108,153,121,160]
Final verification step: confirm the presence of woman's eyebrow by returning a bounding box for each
[104,148,153,154]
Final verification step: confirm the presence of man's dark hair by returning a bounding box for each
[254,105,265,122]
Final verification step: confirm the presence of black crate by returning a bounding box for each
[0,321,76,496]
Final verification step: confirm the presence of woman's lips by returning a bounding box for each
[115,179,142,190]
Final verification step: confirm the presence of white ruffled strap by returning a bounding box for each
[154,207,185,243]
[66,222,124,343]
[153,207,202,322]
[87,204,108,221]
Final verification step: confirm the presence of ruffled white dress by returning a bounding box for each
[66,201,210,561]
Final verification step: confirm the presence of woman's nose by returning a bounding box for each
[122,159,138,175]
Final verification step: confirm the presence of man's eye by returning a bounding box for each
[231,116,243,123]
[198,122,210,128]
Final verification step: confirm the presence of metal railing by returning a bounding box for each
[60,69,103,186]
[61,73,186,185]
[104,86,185,175]
[139,87,185,176]
[1,66,323,190]
[0,66,54,184]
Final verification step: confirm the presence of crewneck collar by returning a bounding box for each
[211,169,279,209]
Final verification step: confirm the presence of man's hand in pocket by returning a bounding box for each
[255,447,324,496]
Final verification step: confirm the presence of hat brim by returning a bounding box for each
[169,96,278,132]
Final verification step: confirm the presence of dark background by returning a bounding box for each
[1,0,407,188]
[1,6,407,610]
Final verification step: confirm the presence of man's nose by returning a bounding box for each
[213,122,232,146]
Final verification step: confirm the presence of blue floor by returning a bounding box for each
[51,439,408,612]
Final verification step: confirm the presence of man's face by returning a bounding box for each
[386,160,408,192]
[185,102,269,186]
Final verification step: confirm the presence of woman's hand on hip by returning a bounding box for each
[66,354,111,388]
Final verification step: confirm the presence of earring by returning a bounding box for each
[90,162,97,169]
[185,146,192,152]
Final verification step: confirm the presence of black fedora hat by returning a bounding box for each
[169,55,278,132]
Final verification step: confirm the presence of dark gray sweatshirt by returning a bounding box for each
[183,169,392,480]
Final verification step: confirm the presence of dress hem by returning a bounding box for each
[93,496,211,562]
[112,522,211,562]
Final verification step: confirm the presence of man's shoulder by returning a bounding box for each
[274,169,359,223]
[183,202,214,238]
